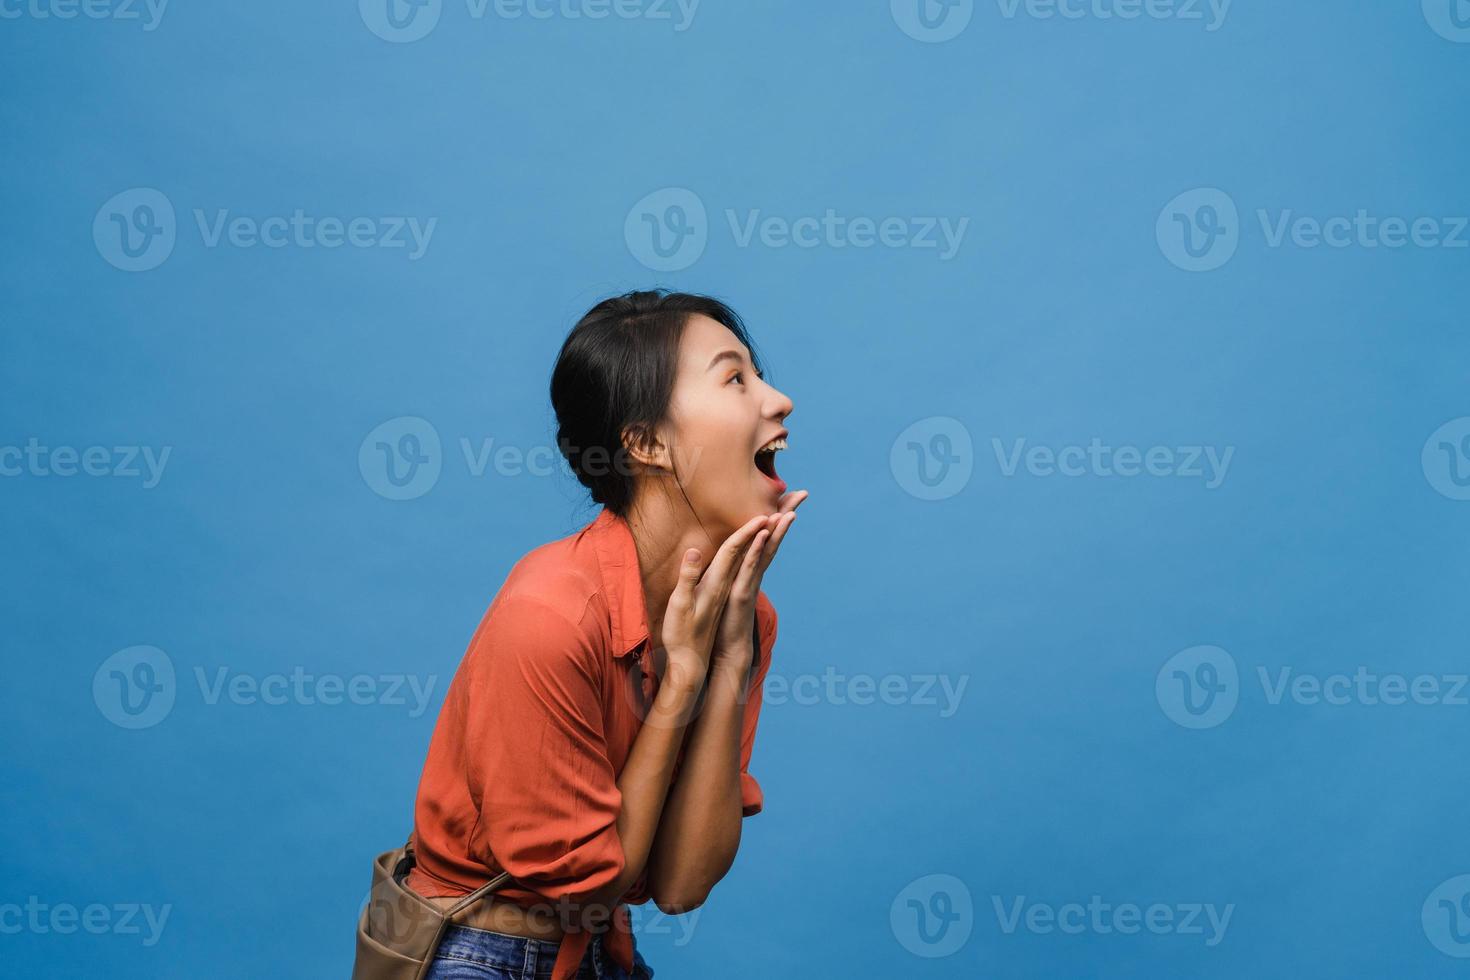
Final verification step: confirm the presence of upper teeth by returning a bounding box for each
[757,436,787,454]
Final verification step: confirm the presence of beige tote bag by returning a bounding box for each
[352,836,513,980]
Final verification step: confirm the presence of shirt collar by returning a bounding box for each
[585,508,651,660]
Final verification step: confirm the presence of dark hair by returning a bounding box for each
[550,289,763,516]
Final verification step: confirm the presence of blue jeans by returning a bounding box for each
[424,923,655,980]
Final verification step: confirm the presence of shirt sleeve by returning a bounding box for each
[464,594,626,905]
[739,593,779,817]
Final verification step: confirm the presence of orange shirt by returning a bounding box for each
[407,507,777,980]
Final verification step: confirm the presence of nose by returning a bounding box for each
[765,381,793,423]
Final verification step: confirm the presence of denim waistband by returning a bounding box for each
[434,922,652,980]
[434,923,567,979]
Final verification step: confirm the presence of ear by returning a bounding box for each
[621,422,672,472]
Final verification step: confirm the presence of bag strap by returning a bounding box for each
[444,870,515,921]
[401,832,517,922]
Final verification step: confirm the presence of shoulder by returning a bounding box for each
[467,531,608,673]
[499,531,604,622]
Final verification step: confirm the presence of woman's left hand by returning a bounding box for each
[711,490,808,672]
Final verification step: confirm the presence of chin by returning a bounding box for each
[697,479,784,534]
[706,498,766,535]
[743,486,783,518]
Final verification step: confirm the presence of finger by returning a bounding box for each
[700,515,766,585]
[777,490,809,515]
[669,548,702,611]
[753,513,782,565]
[758,512,798,573]
[699,516,769,607]
[730,528,769,598]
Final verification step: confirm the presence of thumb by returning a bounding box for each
[673,548,702,599]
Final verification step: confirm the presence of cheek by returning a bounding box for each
[672,408,749,483]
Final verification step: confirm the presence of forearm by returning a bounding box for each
[646,655,750,910]
[573,668,704,929]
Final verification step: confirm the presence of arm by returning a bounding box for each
[575,662,704,925]
[644,649,759,912]
[594,523,778,922]
[648,493,805,910]
[470,520,771,938]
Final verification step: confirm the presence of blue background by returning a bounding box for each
[4,1,1470,976]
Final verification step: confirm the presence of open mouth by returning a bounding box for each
[754,435,787,489]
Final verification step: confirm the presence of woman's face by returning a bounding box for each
[655,314,794,535]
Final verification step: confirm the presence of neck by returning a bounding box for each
[621,489,725,652]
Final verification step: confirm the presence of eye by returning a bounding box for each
[728,371,745,386]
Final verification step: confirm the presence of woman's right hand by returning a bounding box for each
[659,515,770,690]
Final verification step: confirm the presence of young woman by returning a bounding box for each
[405,290,807,980]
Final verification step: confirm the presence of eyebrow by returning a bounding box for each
[705,349,748,371]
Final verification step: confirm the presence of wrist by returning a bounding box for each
[645,671,703,729]
[715,630,753,648]
[712,635,754,666]
[708,655,751,690]
[659,652,708,695]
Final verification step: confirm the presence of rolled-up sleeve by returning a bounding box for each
[739,595,779,817]
[465,594,626,904]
